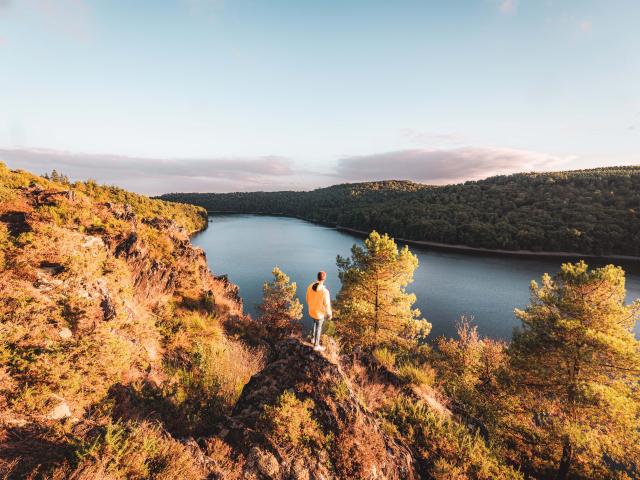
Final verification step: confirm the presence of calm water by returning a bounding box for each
[193,214,640,340]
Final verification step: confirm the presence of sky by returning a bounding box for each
[0,0,639,194]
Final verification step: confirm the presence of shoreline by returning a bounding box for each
[205,211,640,264]
[335,226,640,264]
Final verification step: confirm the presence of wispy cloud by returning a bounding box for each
[578,19,592,33]
[0,148,300,194]
[498,0,518,14]
[335,147,569,184]
[19,0,93,41]
[1,145,575,194]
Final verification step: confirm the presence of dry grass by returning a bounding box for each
[343,360,399,413]
[159,305,265,428]
[333,419,389,479]
[0,225,151,418]
[0,163,260,477]
[397,363,436,387]
[203,437,246,480]
[45,421,207,480]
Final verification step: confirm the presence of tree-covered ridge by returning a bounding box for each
[1,163,208,235]
[160,166,640,256]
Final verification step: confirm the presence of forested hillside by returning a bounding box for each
[161,167,640,257]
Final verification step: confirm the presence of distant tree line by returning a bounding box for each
[159,166,640,256]
[42,169,70,185]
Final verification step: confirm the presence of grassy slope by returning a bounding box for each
[0,162,264,478]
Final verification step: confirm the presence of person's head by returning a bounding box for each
[317,271,327,283]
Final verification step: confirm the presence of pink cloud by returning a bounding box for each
[335,147,569,184]
[499,0,517,14]
[1,145,575,195]
[578,19,592,33]
[0,147,300,194]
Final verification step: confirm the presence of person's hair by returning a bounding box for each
[317,271,327,281]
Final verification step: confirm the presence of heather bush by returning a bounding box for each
[48,420,206,480]
[262,391,329,453]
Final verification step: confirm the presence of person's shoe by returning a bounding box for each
[313,345,325,352]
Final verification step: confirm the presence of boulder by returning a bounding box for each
[47,401,71,420]
[59,328,72,340]
[246,447,280,478]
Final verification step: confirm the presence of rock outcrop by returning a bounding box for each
[216,339,418,480]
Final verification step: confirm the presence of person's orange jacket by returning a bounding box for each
[306,282,332,320]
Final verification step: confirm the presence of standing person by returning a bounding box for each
[306,271,332,351]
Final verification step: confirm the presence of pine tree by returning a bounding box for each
[258,266,303,340]
[335,231,430,349]
[510,261,640,479]
[50,169,60,182]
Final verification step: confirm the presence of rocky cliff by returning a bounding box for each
[0,163,249,477]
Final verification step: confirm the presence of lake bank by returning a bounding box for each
[206,210,640,264]
[336,226,640,263]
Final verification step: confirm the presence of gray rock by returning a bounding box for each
[291,457,311,480]
[59,327,72,340]
[247,447,280,478]
[48,401,71,420]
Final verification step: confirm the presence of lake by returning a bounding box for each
[193,214,640,340]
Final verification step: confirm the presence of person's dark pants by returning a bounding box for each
[312,316,324,346]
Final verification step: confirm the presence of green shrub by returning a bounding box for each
[323,318,337,338]
[397,362,435,386]
[74,181,207,234]
[332,379,351,402]
[383,396,522,480]
[373,347,397,369]
[262,391,330,453]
